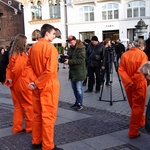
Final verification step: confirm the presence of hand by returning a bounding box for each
[64,59,68,65]
[29,82,37,90]
[101,66,105,70]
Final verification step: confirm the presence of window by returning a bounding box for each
[31,1,42,20]
[49,0,60,19]
[127,1,145,18]
[102,3,119,20]
[79,6,94,22]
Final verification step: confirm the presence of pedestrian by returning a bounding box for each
[140,61,150,132]
[62,46,68,69]
[27,24,63,150]
[5,34,33,134]
[115,39,125,66]
[144,32,150,60]
[64,35,86,110]
[84,36,105,93]
[83,38,91,86]
[101,38,116,86]
[118,38,148,138]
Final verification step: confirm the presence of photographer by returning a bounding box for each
[64,35,86,110]
[101,38,116,86]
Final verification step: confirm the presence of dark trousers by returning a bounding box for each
[87,67,101,91]
[100,63,112,85]
[145,98,150,132]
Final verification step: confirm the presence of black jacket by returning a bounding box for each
[86,42,105,67]
[115,43,125,54]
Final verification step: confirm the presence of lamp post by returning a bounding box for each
[135,19,148,40]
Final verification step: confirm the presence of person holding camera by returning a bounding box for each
[84,36,105,93]
[64,35,86,110]
[101,38,115,86]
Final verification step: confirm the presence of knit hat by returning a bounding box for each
[66,35,76,42]
[91,36,98,41]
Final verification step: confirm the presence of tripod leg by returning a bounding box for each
[110,82,113,106]
[99,82,104,101]
[114,62,126,101]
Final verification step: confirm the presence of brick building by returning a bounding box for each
[0,0,24,47]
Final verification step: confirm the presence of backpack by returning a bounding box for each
[0,49,9,83]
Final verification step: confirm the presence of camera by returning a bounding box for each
[58,54,68,63]
[107,46,114,52]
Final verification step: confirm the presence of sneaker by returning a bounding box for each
[31,143,42,149]
[71,103,77,109]
[76,105,83,110]
[52,145,63,150]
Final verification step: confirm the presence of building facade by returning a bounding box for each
[0,0,24,47]
[18,0,150,47]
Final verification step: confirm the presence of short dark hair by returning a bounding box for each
[40,24,56,37]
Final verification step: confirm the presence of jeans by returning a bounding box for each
[71,81,83,105]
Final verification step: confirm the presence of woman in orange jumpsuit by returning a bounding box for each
[5,34,33,134]
[27,24,63,150]
[118,39,148,138]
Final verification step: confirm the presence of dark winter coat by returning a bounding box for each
[86,42,105,67]
[115,43,125,54]
[145,38,150,60]
[68,40,86,82]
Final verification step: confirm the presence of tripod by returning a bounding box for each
[99,49,126,106]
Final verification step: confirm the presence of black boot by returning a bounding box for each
[52,145,63,150]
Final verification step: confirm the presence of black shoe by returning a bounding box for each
[52,145,63,150]
[95,90,100,93]
[71,103,78,109]
[106,83,110,86]
[31,143,42,149]
[76,105,83,110]
[84,89,92,93]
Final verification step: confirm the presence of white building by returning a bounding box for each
[18,0,150,46]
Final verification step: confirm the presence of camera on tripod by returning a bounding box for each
[107,46,115,53]
[58,54,68,63]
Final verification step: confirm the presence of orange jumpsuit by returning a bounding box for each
[27,38,60,150]
[5,53,33,134]
[118,47,148,138]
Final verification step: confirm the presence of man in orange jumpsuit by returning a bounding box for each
[118,38,148,138]
[27,24,63,150]
[5,34,33,134]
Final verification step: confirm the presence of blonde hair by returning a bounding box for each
[133,38,146,48]
[140,61,150,75]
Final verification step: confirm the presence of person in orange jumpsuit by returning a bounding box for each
[118,38,148,138]
[5,34,33,134]
[27,24,63,150]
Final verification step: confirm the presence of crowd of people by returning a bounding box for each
[63,33,150,140]
[1,24,150,149]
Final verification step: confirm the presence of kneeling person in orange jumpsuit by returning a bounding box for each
[5,34,33,134]
[118,39,148,138]
[27,24,63,150]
